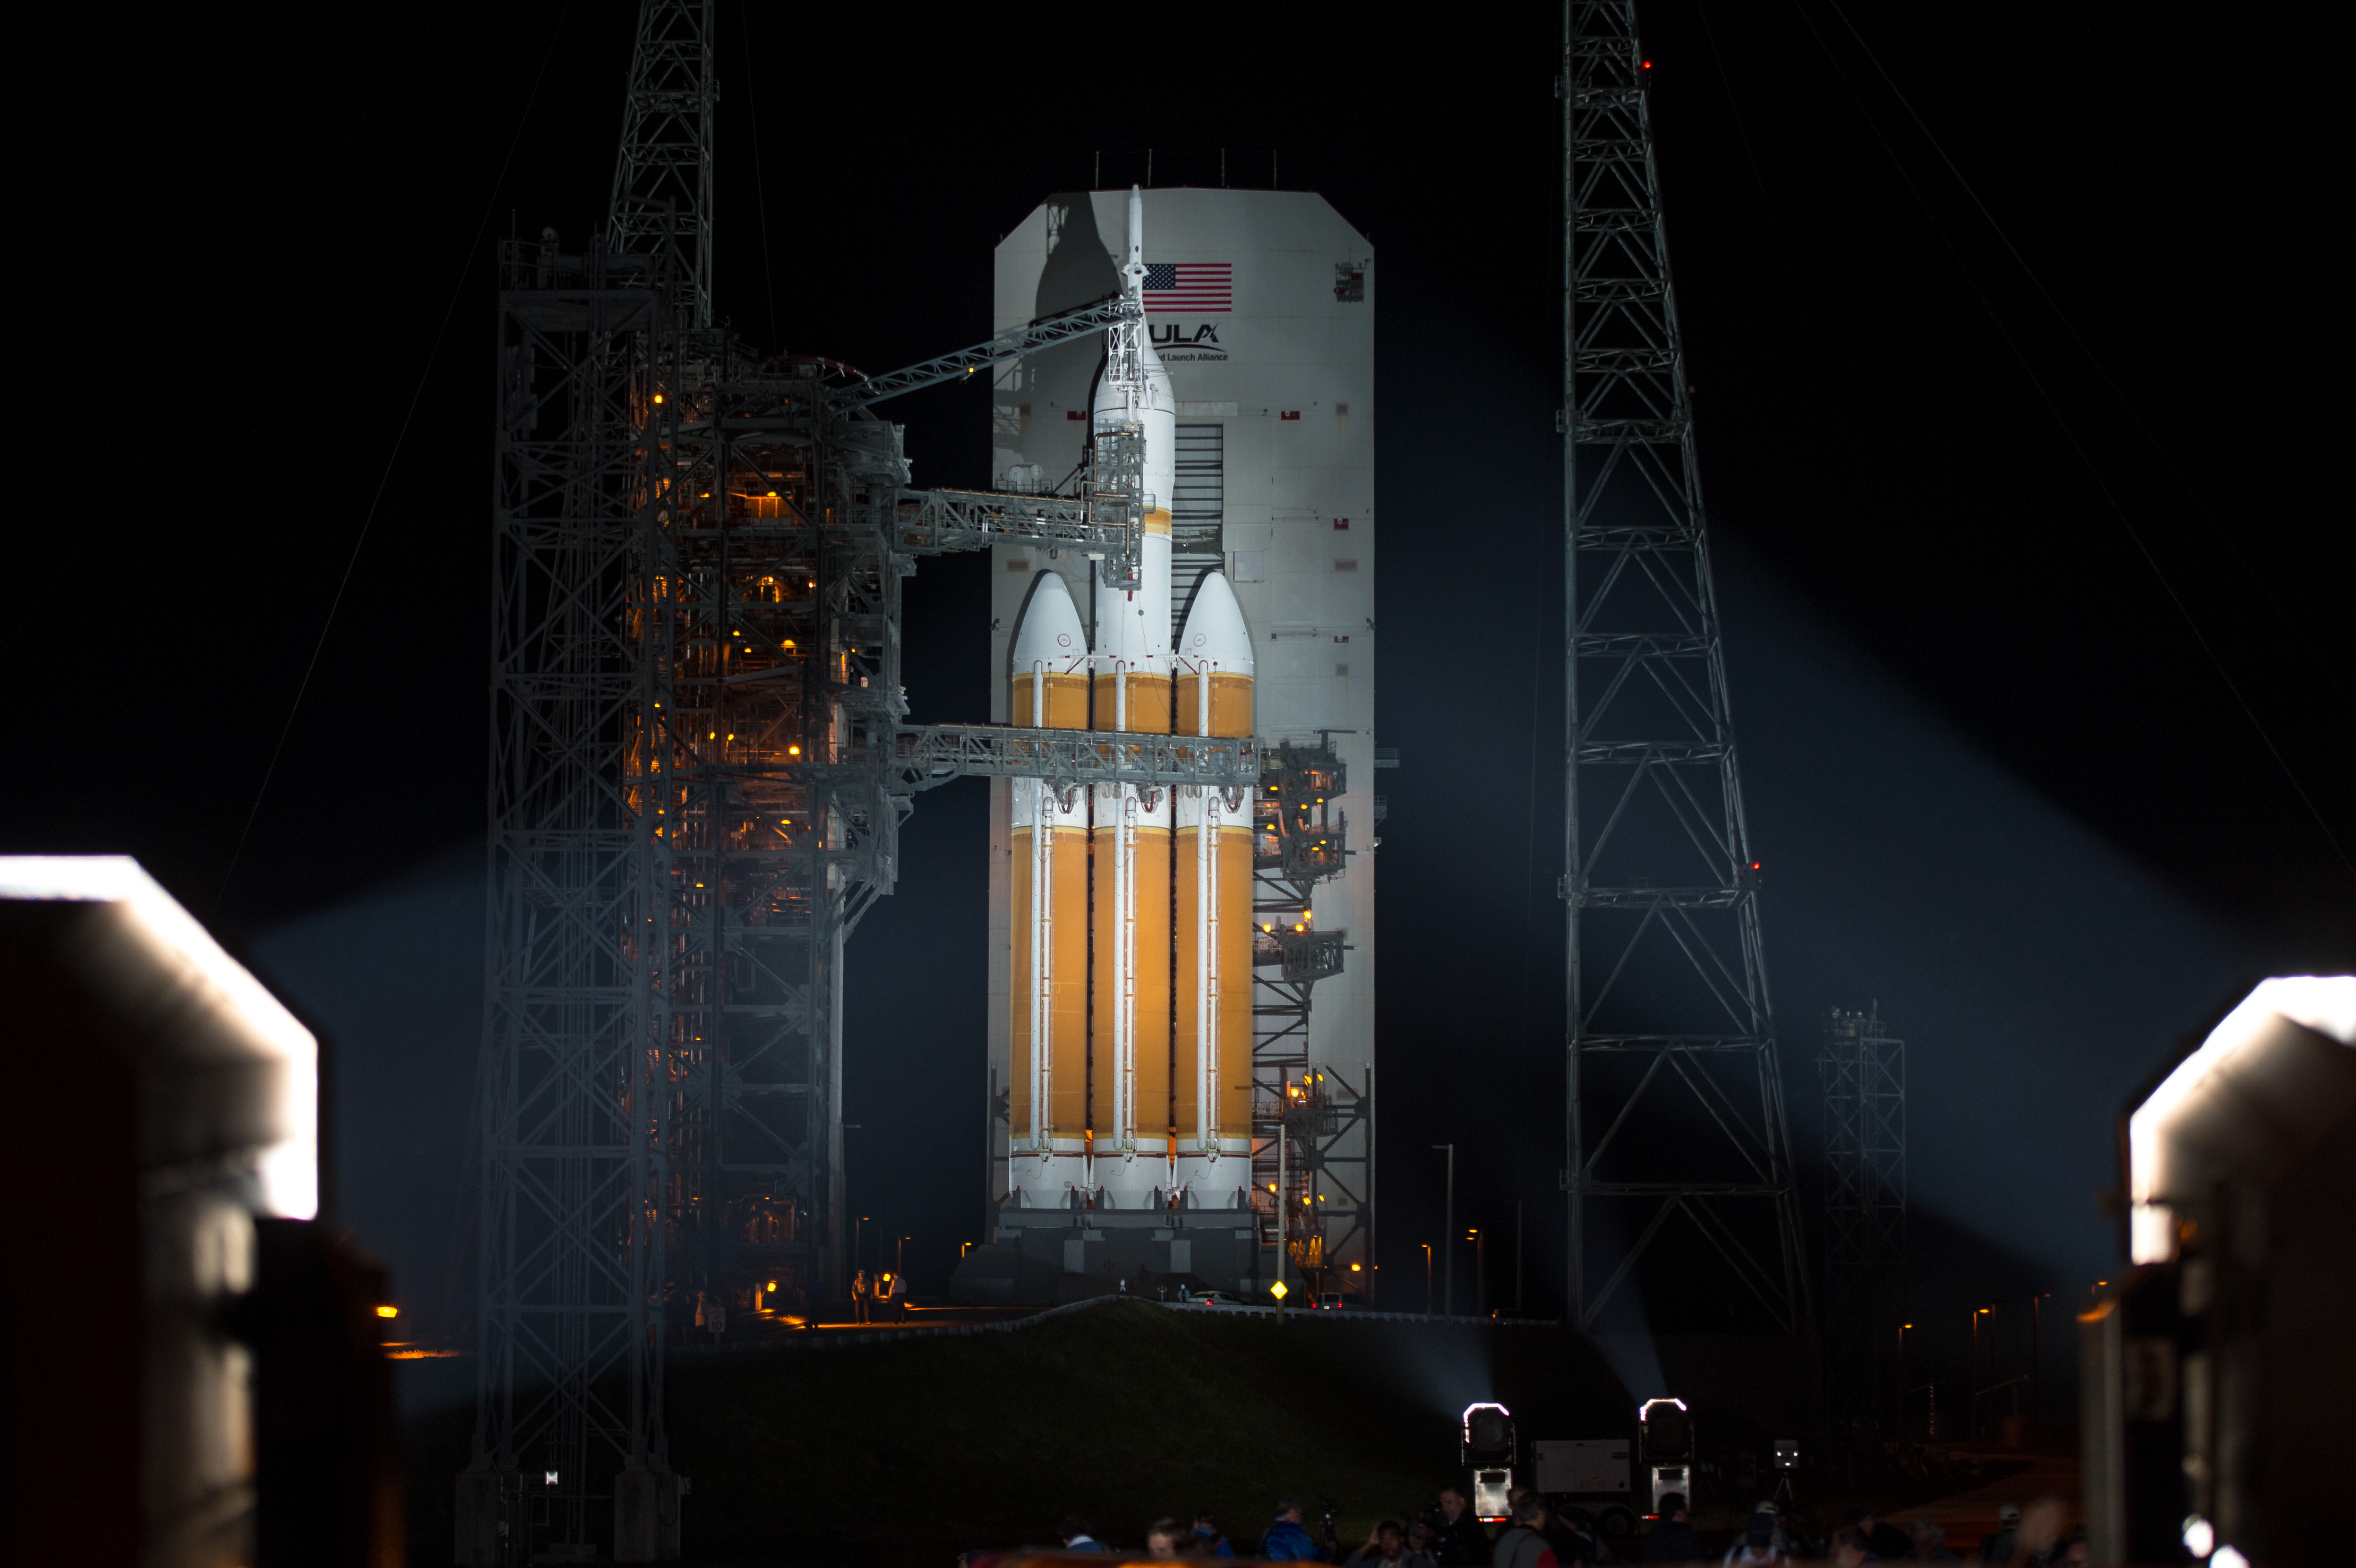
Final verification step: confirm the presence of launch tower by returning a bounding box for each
[1558,0,1809,1333]
[468,9,1256,1557]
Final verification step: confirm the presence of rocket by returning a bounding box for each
[1003,187,1256,1216]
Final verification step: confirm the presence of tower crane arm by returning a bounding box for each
[830,295,1137,408]
[882,724,1260,794]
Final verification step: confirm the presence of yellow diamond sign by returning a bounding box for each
[1269,1280,1289,1300]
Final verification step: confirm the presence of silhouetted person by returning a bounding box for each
[1973,1504,2018,1565]
[1843,1510,1909,1562]
[1432,1487,1493,1566]
[1192,1513,1237,1557]
[1493,1495,1560,1568]
[1346,1520,1435,1568]
[1643,1495,1703,1563]
[1829,1527,1870,1568]
[1906,1521,1958,1564]
[850,1269,869,1324]
[1062,1515,1107,1552]
[1553,1506,1604,1565]
[1723,1513,1787,1568]
[1146,1519,1184,1558]
[1264,1500,1321,1561]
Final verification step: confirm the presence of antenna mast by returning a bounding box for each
[609,0,717,327]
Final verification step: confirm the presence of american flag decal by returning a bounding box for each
[1144,262,1232,313]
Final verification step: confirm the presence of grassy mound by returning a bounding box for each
[669,1303,1629,1565]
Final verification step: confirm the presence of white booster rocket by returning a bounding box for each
[1173,570,1255,1205]
[1006,187,1257,1216]
[1008,572,1090,1202]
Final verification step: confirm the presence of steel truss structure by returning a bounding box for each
[1249,743,1368,1295]
[606,0,716,329]
[1820,1006,1906,1428]
[469,11,1244,1558]
[1558,0,1808,1334]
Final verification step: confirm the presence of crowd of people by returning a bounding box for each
[1021,1490,2084,1566]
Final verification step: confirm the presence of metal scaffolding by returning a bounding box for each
[1820,1006,1906,1274]
[1558,0,1809,1333]
[1249,742,1368,1296]
[474,227,685,1558]
[606,0,716,329]
[468,12,1226,1555]
[1821,1005,1906,1431]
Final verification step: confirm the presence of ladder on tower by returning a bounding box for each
[1170,422,1226,643]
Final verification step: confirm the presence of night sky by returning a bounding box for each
[35,3,2350,1394]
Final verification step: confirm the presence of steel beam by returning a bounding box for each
[882,725,1260,793]
[829,296,1136,407]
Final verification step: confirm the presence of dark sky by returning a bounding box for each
[36,3,2351,1380]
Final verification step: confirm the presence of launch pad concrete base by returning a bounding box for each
[962,1206,1266,1305]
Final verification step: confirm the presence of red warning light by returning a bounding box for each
[1751,862,1761,870]
[1642,60,1652,68]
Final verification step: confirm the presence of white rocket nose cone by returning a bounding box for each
[1177,571,1254,676]
[1011,570,1088,674]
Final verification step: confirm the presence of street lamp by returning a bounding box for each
[1468,1228,1485,1317]
[1432,1144,1454,1317]
[1277,1091,1291,1325]
[1514,1201,1524,1315]
[1897,1322,1914,1436]
[2029,1292,2051,1421]
[1423,1243,1434,1315]
[1972,1306,1992,1438]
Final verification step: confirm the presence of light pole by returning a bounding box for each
[842,1124,863,1300]
[1898,1322,1914,1436]
[1423,1244,1434,1315]
[1972,1306,1991,1439]
[1432,1144,1454,1317]
[1469,1228,1485,1317]
[1276,1105,1290,1324]
[1514,1201,1524,1315]
[2029,1292,2050,1422]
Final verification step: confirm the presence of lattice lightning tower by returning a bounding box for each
[1558,0,1810,1334]
[607,0,716,329]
